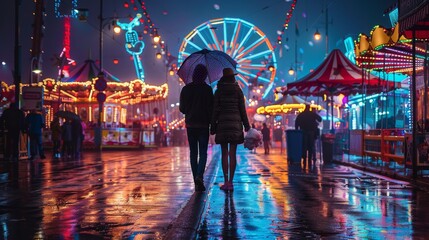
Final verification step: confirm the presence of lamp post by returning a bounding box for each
[30,57,42,84]
[94,0,108,151]
[288,37,298,81]
[14,0,21,106]
[314,0,330,57]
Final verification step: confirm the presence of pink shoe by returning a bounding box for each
[220,182,234,191]
[220,184,229,191]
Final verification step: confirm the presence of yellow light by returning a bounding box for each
[314,29,321,41]
[169,69,174,76]
[32,69,42,74]
[113,25,121,34]
[268,65,275,72]
[288,67,295,76]
[156,52,162,59]
[153,34,160,44]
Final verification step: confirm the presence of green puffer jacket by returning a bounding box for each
[211,76,250,144]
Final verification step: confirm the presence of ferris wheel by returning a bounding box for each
[178,18,277,98]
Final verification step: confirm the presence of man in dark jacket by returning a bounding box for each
[0,102,25,161]
[295,104,322,166]
[179,64,214,192]
[25,109,46,160]
[261,123,271,155]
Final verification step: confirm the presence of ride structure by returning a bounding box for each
[178,18,277,99]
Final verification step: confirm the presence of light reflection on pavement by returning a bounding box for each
[197,145,429,239]
[1,145,429,239]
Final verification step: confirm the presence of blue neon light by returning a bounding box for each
[117,14,145,81]
[54,0,78,18]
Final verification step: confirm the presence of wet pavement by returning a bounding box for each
[1,146,429,239]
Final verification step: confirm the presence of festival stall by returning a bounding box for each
[354,20,429,171]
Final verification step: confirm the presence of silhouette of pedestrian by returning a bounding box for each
[0,102,25,161]
[179,64,214,192]
[295,104,321,166]
[71,118,82,158]
[211,68,250,191]
[261,123,271,155]
[61,119,72,158]
[25,109,46,160]
[50,116,62,159]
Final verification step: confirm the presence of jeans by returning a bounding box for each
[29,133,44,158]
[186,127,209,180]
[302,131,316,160]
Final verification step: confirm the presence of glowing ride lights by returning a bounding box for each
[178,18,277,99]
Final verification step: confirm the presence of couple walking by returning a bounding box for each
[179,65,250,192]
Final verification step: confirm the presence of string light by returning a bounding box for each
[277,0,298,46]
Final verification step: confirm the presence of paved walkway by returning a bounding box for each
[1,146,429,239]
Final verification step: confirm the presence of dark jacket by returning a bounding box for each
[261,126,270,142]
[211,76,250,144]
[25,112,45,135]
[295,110,322,132]
[0,106,25,133]
[179,82,213,128]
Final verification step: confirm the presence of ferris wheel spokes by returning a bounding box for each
[235,37,267,60]
[231,27,253,59]
[179,18,277,98]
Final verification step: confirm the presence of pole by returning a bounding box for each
[325,0,329,57]
[99,0,103,71]
[412,29,417,179]
[95,0,104,151]
[294,38,298,81]
[14,0,21,105]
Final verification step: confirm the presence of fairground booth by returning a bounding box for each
[345,18,429,176]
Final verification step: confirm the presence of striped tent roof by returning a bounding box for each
[285,49,398,97]
[63,59,120,82]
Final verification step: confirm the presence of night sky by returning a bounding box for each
[0,0,397,102]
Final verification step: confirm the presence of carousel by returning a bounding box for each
[353,22,429,169]
[1,59,168,148]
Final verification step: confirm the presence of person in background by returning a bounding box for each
[211,68,250,191]
[0,102,25,161]
[71,118,83,158]
[50,116,62,159]
[25,109,46,160]
[250,123,258,154]
[295,104,321,167]
[179,64,214,192]
[61,119,72,158]
[261,123,271,155]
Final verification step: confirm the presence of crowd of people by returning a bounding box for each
[0,105,84,161]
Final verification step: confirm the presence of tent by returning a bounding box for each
[284,49,398,97]
[63,59,121,82]
[283,49,399,129]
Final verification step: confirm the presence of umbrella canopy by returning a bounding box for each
[177,49,237,84]
[54,110,80,121]
[284,49,399,97]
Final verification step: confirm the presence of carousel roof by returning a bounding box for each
[1,79,168,105]
[64,59,121,82]
[354,24,429,75]
[256,94,322,116]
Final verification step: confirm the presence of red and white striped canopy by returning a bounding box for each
[284,49,398,97]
